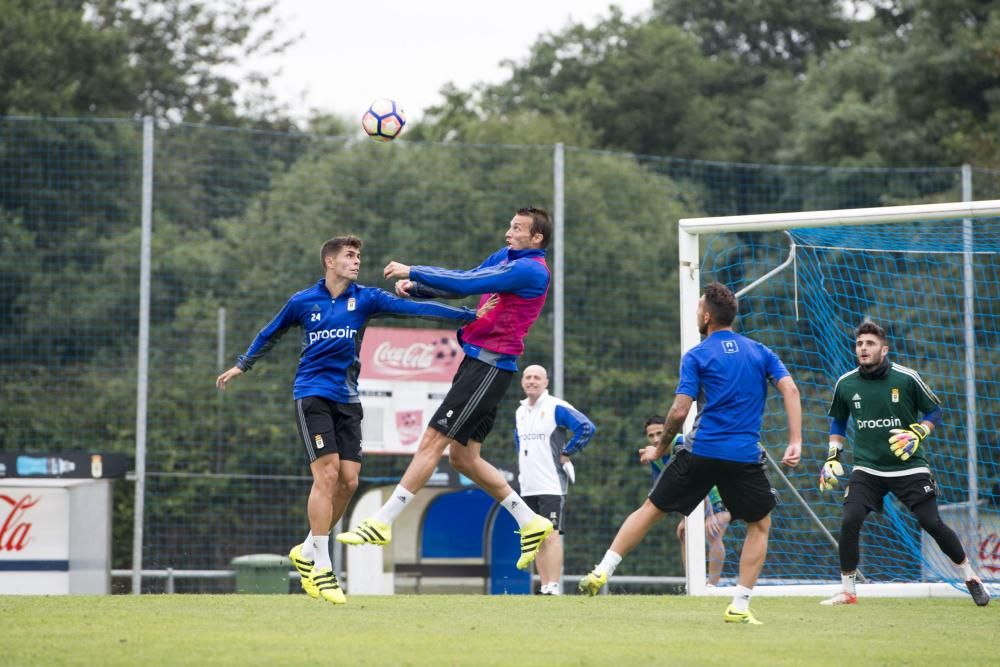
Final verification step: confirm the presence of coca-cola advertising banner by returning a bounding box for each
[0,479,113,594]
[360,327,463,382]
[357,327,462,455]
[0,481,70,594]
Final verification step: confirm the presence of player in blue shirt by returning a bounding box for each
[581,282,802,626]
[215,235,492,605]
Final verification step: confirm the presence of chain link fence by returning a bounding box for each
[1,116,997,592]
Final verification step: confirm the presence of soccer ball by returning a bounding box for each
[362,99,407,142]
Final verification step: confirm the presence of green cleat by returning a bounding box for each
[289,544,319,599]
[723,605,762,625]
[578,569,607,596]
[515,515,554,570]
[336,518,391,546]
[311,567,346,605]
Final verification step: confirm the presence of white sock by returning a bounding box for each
[300,531,314,560]
[312,535,331,569]
[842,571,857,595]
[501,491,536,528]
[731,584,752,612]
[958,559,975,580]
[596,550,623,578]
[372,485,415,525]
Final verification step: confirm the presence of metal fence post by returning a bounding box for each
[131,116,154,595]
[553,143,565,396]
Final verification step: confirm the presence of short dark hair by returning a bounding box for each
[320,235,362,270]
[702,282,738,326]
[855,320,887,343]
[517,207,553,249]
[644,415,665,430]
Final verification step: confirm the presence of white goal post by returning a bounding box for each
[677,199,1000,598]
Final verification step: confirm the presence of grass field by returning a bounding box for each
[0,594,994,666]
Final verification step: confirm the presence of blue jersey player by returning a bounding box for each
[216,235,492,605]
[581,282,802,626]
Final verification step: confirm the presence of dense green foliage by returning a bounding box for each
[415,0,1000,169]
[0,0,294,127]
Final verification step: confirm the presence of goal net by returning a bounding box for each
[677,200,1000,598]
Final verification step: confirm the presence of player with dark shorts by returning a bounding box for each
[580,282,802,626]
[431,355,514,445]
[818,320,989,607]
[294,398,364,465]
[649,449,773,523]
[217,235,485,605]
[338,207,559,572]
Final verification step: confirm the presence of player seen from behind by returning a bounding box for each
[580,282,802,625]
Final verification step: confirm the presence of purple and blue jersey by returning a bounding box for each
[407,247,549,371]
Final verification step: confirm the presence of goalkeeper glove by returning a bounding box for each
[889,422,930,461]
[819,443,844,492]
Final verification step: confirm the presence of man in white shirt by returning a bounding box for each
[515,365,596,594]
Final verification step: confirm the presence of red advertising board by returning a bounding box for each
[359,327,463,382]
[357,327,462,454]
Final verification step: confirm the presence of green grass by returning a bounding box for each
[0,594,994,666]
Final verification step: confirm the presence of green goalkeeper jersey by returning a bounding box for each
[828,362,940,474]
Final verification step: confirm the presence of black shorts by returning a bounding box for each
[648,450,777,523]
[843,469,938,513]
[524,495,566,534]
[429,356,514,445]
[294,396,363,464]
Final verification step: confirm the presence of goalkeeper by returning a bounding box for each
[819,321,989,607]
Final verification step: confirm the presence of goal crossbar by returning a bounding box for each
[679,199,1000,234]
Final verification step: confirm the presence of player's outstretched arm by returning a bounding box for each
[776,376,802,466]
[392,257,548,298]
[374,288,481,323]
[395,278,463,300]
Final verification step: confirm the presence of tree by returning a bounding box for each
[0,0,132,116]
[781,0,1000,167]
[652,0,851,72]
[0,0,296,126]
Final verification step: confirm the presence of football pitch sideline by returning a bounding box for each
[0,594,994,666]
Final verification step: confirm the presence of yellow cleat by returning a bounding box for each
[289,544,319,599]
[723,605,762,625]
[516,515,554,570]
[578,569,607,596]
[311,567,346,605]
[336,518,391,546]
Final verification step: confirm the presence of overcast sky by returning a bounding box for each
[249,0,652,122]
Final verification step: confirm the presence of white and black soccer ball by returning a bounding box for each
[361,99,407,142]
